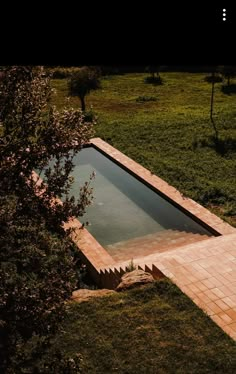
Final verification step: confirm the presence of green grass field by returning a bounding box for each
[48,281,236,373]
[52,73,236,227]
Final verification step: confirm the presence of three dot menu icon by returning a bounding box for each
[223,9,226,21]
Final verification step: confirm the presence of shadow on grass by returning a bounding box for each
[221,84,236,95]
[193,135,236,156]
[135,95,158,103]
[144,76,163,85]
[204,75,223,83]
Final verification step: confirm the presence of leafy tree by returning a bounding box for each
[0,66,95,372]
[0,66,95,227]
[68,66,101,111]
[0,198,79,371]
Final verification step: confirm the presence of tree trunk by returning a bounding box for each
[210,74,214,120]
[210,73,218,140]
[228,76,230,86]
[79,95,86,111]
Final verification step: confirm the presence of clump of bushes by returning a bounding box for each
[224,204,236,217]
[136,95,157,102]
[46,67,82,79]
[83,108,97,122]
[198,186,228,205]
[144,66,163,85]
[144,75,163,85]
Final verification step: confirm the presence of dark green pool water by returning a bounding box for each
[64,147,213,246]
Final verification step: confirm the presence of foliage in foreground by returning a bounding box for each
[0,66,95,372]
[0,197,79,372]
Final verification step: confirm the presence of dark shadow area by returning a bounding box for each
[144,76,163,85]
[221,84,236,95]
[72,250,98,289]
[193,135,236,156]
[135,95,157,103]
[210,117,218,140]
[214,137,236,156]
[204,75,223,83]
[198,186,228,206]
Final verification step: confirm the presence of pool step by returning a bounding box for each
[105,229,210,262]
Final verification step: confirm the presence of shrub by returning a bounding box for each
[136,95,157,102]
[51,68,71,79]
[198,186,227,205]
[83,108,97,122]
[144,75,163,85]
[126,259,137,272]
[45,67,82,79]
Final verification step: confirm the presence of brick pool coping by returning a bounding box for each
[90,138,235,236]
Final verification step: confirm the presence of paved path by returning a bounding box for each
[126,233,236,340]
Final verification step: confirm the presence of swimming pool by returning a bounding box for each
[65,145,213,249]
[35,137,236,285]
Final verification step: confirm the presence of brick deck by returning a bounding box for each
[112,233,236,340]
[64,138,236,340]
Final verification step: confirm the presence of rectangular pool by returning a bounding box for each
[35,138,236,285]
[65,146,213,249]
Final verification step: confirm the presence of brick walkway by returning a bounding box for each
[115,233,236,340]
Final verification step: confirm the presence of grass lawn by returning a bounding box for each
[52,73,236,227]
[48,280,236,373]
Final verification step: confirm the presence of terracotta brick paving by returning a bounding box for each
[112,233,236,340]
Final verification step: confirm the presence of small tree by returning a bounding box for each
[68,66,101,111]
